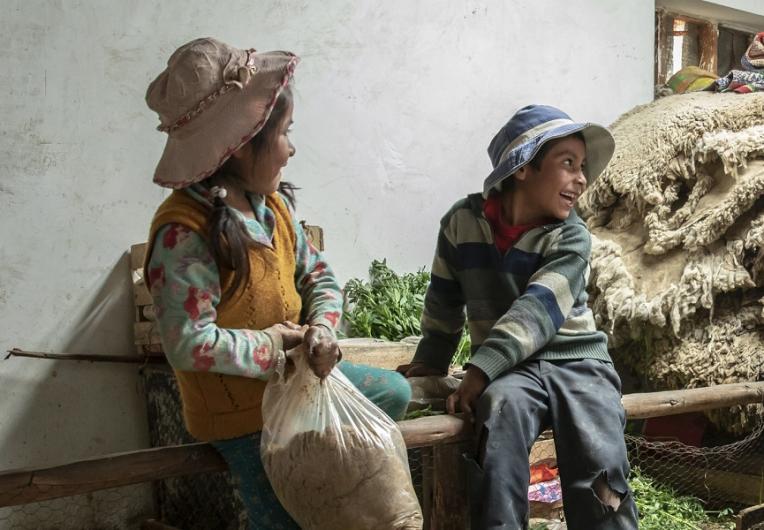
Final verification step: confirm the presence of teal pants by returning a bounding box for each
[211,361,412,530]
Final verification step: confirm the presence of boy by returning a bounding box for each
[398,105,639,529]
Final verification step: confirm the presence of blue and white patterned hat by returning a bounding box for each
[483,105,615,198]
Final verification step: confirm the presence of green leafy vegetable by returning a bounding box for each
[403,405,444,420]
[343,259,471,365]
[630,467,734,530]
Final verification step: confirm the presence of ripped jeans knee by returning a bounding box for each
[592,470,626,512]
[574,469,639,530]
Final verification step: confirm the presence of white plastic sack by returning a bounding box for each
[260,346,423,530]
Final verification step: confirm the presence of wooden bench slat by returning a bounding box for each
[621,382,764,419]
[1,382,762,508]
[0,416,468,508]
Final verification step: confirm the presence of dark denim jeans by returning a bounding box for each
[466,359,639,530]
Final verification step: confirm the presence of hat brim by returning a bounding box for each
[153,52,299,189]
[482,122,615,198]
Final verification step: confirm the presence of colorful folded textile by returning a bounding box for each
[744,32,764,70]
[666,66,718,94]
[530,463,559,485]
[711,69,764,93]
[528,478,563,503]
[742,55,764,74]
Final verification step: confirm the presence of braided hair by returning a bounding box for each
[205,85,297,299]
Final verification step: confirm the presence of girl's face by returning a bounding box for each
[231,101,295,195]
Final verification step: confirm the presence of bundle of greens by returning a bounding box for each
[530,468,735,530]
[343,259,471,366]
[630,468,734,530]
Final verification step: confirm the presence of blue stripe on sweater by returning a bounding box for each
[457,242,543,276]
[429,274,463,305]
[456,242,494,269]
[505,248,543,276]
[526,283,564,328]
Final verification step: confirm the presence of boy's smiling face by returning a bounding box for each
[512,135,588,223]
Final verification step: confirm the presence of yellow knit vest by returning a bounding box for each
[144,190,302,441]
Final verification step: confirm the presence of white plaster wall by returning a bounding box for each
[659,0,764,32]
[712,0,764,15]
[0,0,654,527]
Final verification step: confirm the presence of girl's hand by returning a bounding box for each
[396,362,446,378]
[303,325,340,379]
[267,321,308,350]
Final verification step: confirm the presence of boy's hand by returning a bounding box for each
[446,366,489,422]
[396,362,446,378]
[303,325,340,379]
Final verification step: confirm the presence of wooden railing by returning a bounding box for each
[1,382,762,529]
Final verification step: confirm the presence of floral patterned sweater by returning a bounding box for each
[147,185,342,380]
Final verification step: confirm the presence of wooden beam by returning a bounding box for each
[398,414,471,448]
[621,382,764,419]
[1,382,761,508]
[0,416,469,508]
[130,243,147,271]
[0,443,226,508]
[338,338,417,371]
[736,503,764,530]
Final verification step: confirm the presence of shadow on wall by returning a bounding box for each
[1,251,150,465]
[0,252,155,527]
[59,252,136,356]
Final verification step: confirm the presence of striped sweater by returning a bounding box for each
[412,193,610,381]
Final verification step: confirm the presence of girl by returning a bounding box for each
[143,37,411,529]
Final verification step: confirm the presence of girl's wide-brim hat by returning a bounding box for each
[483,104,615,198]
[146,37,299,189]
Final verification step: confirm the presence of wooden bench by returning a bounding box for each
[2,383,762,529]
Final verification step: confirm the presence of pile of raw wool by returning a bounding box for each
[579,92,764,432]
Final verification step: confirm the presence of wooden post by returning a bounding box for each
[300,222,325,251]
[429,443,468,530]
[421,448,433,529]
[655,9,673,85]
[699,21,719,75]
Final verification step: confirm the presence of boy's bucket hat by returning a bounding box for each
[483,105,615,198]
[146,37,299,189]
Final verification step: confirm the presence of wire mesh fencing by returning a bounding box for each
[626,419,764,510]
[142,365,241,530]
[0,483,153,530]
